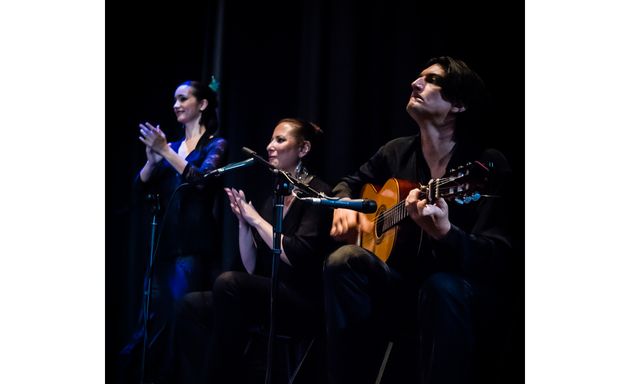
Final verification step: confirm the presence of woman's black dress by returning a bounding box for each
[117,131,227,384]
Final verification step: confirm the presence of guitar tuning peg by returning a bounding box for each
[472,193,480,201]
[463,196,472,204]
[454,198,464,204]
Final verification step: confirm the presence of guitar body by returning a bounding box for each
[352,162,488,263]
[358,179,422,263]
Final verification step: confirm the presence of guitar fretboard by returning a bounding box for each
[373,162,488,236]
[377,191,428,235]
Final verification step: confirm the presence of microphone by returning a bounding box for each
[204,158,254,177]
[241,146,325,198]
[300,197,378,213]
[242,147,276,171]
[242,147,257,157]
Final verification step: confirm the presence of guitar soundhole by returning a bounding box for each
[375,213,384,237]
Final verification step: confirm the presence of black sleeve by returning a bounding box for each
[432,149,522,278]
[282,177,335,274]
[282,202,334,273]
[181,138,228,184]
[332,143,396,199]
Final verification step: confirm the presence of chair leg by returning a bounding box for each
[285,342,293,382]
[243,337,254,358]
[288,338,316,384]
[375,341,394,384]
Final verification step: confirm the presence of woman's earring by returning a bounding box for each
[295,160,303,177]
[294,160,313,183]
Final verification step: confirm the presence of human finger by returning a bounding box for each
[224,188,235,201]
[406,188,422,204]
[145,122,158,131]
[224,189,235,205]
[422,198,447,217]
[331,209,353,237]
[225,189,242,215]
[330,209,344,236]
[409,190,431,217]
[139,124,148,137]
[434,197,448,210]
[234,190,249,208]
[406,195,428,224]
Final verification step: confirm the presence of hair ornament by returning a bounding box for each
[209,76,220,92]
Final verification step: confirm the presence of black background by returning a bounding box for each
[106,0,524,381]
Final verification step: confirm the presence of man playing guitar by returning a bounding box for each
[323,56,522,384]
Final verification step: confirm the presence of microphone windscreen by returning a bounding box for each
[242,147,256,156]
[365,199,378,213]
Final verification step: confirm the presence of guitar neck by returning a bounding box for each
[380,199,409,233]
[375,162,488,234]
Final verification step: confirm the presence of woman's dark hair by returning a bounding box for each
[279,118,323,147]
[178,80,220,134]
[423,56,492,142]
[279,118,324,171]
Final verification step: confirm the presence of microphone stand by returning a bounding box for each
[141,193,161,384]
[140,159,254,384]
[242,148,320,384]
[269,170,291,384]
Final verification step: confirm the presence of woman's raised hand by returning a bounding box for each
[139,122,169,161]
[225,188,261,226]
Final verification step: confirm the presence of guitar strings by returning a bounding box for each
[361,165,484,242]
[370,176,470,231]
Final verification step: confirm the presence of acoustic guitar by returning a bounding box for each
[354,161,489,262]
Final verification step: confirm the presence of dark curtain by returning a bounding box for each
[106,0,524,382]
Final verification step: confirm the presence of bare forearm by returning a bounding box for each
[158,147,189,175]
[238,224,257,274]
[139,161,157,183]
[249,218,292,267]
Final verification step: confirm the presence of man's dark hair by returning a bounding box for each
[424,56,492,142]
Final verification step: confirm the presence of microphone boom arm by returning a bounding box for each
[241,147,323,198]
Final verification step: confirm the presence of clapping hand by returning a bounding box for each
[139,122,168,163]
[225,188,261,227]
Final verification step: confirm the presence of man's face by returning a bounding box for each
[406,64,457,122]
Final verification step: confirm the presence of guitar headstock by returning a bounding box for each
[428,161,489,204]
